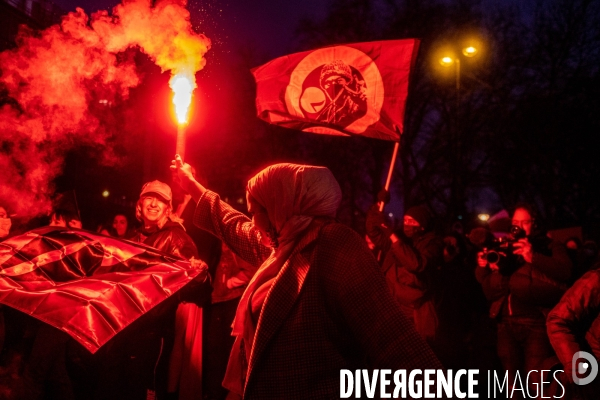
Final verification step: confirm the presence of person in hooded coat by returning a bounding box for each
[171,156,442,399]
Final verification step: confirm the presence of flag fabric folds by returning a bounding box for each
[252,39,420,141]
[0,227,207,353]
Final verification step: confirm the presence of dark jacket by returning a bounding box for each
[366,206,444,306]
[138,220,212,306]
[132,220,199,260]
[547,269,600,379]
[476,235,572,319]
[382,231,444,307]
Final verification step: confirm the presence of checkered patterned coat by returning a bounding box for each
[194,191,442,399]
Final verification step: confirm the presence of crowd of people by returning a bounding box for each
[365,195,600,399]
[0,157,599,399]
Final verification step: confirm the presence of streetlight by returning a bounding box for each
[478,213,490,222]
[439,44,479,111]
[462,46,478,57]
[438,42,480,219]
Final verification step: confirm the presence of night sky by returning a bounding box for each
[51,0,328,58]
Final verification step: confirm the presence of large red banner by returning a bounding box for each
[0,227,207,353]
[252,39,420,141]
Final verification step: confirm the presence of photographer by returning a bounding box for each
[475,203,572,392]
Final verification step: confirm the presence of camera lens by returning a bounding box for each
[510,225,526,239]
[486,250,500,264]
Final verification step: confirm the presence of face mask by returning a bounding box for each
[403,225,421,238]
[0,217,11,238]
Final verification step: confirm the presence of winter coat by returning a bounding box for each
[381,231,444,307]
[547,269,600,378]
[193,190,442,399]
[132,220,199,260]
[133,220,209,305]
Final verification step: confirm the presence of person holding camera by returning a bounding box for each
[475,203,572,393]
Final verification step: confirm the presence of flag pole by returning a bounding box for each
[176,125,186,162]
[379,141,400,212]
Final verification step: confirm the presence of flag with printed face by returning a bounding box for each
[0,227,207,353]
[252,39,420,141]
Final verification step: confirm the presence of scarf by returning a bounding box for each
[224,163,341,395]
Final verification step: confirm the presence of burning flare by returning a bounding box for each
[170,73,195,125]
[0,0,210,218]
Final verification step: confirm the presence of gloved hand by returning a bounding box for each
[366,204,393,240]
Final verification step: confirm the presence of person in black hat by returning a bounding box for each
[366,201,443,343]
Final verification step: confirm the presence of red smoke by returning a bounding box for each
[0,0,210,218]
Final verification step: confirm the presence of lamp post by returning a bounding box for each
[440,45,478,120]
[439,44,479,219]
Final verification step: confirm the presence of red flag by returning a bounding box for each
[252,39,420,141]
[0,227,207,353]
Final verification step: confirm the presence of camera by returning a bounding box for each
[509,225,527,241]
[482,225,527,275]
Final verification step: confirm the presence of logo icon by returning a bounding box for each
[285,46,384,135]
[572,351,598,385]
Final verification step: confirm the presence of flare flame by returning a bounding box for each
[171,73,195,125]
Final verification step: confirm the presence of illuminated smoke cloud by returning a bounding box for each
[0,0,210,218]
